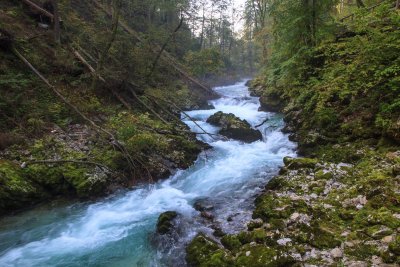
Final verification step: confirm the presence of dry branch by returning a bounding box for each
[22,0,54,20]
[148,94,218,141]
[12,48,137,172]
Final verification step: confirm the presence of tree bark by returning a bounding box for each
[149,15,184,75]
[22,0,54,20]
[51,0,61,44]
[91,0,120,91]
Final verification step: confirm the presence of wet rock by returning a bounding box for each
[186,233,233,266]
[156,211,178,235]
[259,93,283,112]
[201,211,214,220]
[212,227,226,237]
[194,198,214,212]
[207,111,262,143]
[247,219,263,231]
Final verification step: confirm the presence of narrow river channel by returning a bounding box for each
[0,80,296,267]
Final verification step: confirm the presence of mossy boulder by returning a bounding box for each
[186,233,233,267]
[207,112,262,143]
[156,211,178,235]
[283,157,318,170]
[0,160,48,214]
[221,235,242,251]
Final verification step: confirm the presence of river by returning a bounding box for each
[0,80,296,266]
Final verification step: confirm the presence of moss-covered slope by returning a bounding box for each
[0,1,208,215]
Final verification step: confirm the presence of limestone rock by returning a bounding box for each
[207,112,262,143]
[330,247,343,258]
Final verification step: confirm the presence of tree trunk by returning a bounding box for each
[200,5,205,49]
[91,0,120,90]
[51,0,61,44]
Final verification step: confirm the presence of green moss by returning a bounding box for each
[186,234,233,267]
[156,211,178,235]
[346,244,380,259]
[297,223,341,249]
[234,245,278,267]
[0,160,47,214]
[221,235,242,251]
[389,235,400,255]
[265,177,288,191]
[283,157,318,170]
[314,170,333,180]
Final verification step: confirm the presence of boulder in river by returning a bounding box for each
[156,211,178,235]
[206,111,262,143]
[193,198,214,212]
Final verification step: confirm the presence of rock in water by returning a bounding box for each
[193,198,214,212]
[207,111,262,143]
[156,211,178,235]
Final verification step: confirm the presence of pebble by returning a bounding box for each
[382,235,394,243]
[277,238,292,246]
[245,251,251,257]
[330,247,343,258]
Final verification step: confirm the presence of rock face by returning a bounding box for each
[207,112,262,143]
[156,211,178,235]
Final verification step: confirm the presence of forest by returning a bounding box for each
[0,0,399,266]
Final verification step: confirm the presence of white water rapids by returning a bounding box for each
[0,80,296,266]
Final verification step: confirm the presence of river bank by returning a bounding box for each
[0,80,297,266]
[185,78,400,266]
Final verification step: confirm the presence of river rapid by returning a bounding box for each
[0,80,296,266]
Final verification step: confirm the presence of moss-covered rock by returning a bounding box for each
[207,111,262,143]
[283,157,318,170]
[186,233,233,267]
[0,160,48,214]
[156,211,178,235]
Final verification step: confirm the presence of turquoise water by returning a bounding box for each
[0,81,296,266]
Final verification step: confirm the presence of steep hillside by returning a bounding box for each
[0,0,211,215]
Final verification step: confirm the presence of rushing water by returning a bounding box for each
[0,80,296,267]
